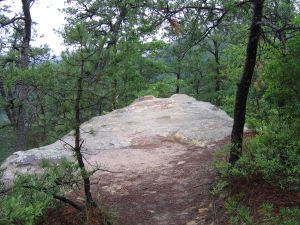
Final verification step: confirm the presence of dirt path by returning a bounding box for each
[90,137,227,225]
[38,132,299,225]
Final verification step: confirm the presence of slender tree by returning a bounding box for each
[229,0,265,165]
[15,0,33,150]
[74,46,96,209]
[0,0,34,151]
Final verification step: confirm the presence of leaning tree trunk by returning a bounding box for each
[15,0,32,150]
[229,0,264,165]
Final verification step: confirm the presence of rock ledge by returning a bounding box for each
[1,94,233,183]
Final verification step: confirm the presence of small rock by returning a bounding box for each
[198,208,209,214]
[177,161,186,165]
[186,221,197,225]
[76,197,85,203]
[207,144,216,148]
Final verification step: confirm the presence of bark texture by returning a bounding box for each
[229,0,265,165]
[15,0,32,150]
[74,59,95,208]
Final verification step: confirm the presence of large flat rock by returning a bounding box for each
[1,94,233,184]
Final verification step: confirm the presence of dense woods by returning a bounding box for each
[0,0,300,224]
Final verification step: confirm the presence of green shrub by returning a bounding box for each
[0,190,52,225]
[225,198,254,225]
[0,159,80,225]
[214,118,300,190]
[225,198,300,225]
[137,77,182,98]
[239,119,300,189]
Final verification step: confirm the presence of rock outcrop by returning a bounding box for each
[1,94,233,184]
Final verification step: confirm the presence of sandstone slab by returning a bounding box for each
[1,94,233,184]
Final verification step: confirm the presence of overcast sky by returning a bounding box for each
[12,0,66,56]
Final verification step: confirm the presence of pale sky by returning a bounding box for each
[11,0,66,56]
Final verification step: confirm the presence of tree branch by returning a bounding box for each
[0,16,24,27]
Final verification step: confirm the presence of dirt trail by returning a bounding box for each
[90,136,227,225]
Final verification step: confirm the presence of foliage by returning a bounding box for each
[213,121,300,190]
[0,159,81,225]
[138,76,182,98]
[212,27,300,190]
[239,121,300,189]
[0,189,52,225]
[225,197,300,225]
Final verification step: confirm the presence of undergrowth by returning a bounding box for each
[0,159,116,225]
[225,196,300,225]
[212,124,300,225]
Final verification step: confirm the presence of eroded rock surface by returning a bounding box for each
[1,94,232,185]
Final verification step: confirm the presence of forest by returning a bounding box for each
[0,0,300,225]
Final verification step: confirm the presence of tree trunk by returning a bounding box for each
[74,59,95,209]
[196,79,200,98]
[229,0,264,165]
[15,101,26,150]
[110,79,118,111]
[38,93,47,141]
[20,0,32,69]
[15,0,32,150]
[176,72,180,94]
[0,1,32,151]
[98,97,103,115]
[213,39,221,106]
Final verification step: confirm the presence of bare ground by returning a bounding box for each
[37,133,300,225]
[38,136,228,225]
[88,136,228,225]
